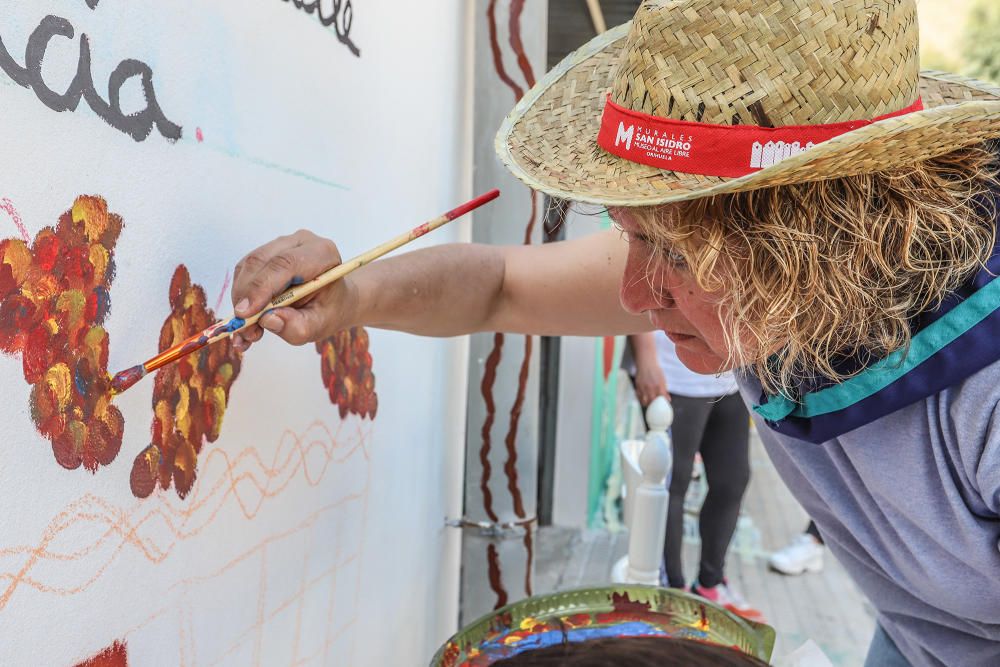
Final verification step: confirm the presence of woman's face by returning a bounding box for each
[611,207,739,374]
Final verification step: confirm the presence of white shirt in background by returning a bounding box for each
[655,331,738,398]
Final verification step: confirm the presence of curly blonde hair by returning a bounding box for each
[631,143,1000,395]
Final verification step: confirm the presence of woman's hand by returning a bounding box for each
[629,332,669,406]
[230,230,353,351]
[634,359,669,406]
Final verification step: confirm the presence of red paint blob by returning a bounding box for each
[315,327,378,420]
[0,196,125,473]
[130,265,242,499]
[76,640,128,667]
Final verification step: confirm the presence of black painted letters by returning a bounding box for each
[281,0,360,57]
[0,8,183,143]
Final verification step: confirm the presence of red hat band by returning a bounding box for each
[597,95,925,179]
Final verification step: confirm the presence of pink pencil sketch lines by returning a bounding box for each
[0,199,29,243]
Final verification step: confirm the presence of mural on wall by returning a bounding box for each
[316,327,378,420]
[0,0,364,144]
[0,2,183,142]
[0,2,472,665]
[0,415,373,663]
[479,0,538,533]
[0,196,124,472]
[0,205,376,495]
[76,640,128,667]
[279,0,360,57]
[464,0,542,618]
[130,265,244,499]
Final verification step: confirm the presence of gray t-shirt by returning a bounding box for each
[741,357,1000,666]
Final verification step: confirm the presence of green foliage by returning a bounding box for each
[964,0,1000,84]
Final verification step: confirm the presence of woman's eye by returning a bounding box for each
[666,249,687,266]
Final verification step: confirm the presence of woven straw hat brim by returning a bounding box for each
[496,22,1000,207]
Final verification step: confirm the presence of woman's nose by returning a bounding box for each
[620,249,673,314]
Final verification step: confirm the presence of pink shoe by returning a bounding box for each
[690,580,766,624]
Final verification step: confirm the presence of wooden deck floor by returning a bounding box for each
[535,427,876,666]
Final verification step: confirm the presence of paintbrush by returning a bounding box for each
[108,189,501,395]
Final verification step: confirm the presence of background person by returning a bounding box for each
[629,331,759,622]
[769,521,826,576]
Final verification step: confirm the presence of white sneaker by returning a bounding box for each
[768,533,824,575]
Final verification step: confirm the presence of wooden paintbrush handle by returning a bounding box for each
[232,189,501,335]
[111,190,500,395]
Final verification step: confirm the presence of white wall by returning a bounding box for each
[0,2,470,665]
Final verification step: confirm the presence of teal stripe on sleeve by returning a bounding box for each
[754,276,1000,420]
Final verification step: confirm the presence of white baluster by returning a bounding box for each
[624,397,673,584]
[646,396,673,436]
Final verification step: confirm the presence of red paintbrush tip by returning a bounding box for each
[444,189,500,221]
[110,365,147,395]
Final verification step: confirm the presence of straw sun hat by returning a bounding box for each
[496,0,1000,207]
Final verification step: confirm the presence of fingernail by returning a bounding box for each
[261,314,283,333]
[232,334,245,352]
[235,298,249,315]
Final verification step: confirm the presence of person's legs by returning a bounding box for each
[662,395,712,588]
[693,392,750,588]
[863,625,912,667]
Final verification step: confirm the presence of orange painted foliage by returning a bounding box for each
[0,196,124,471]
[130,266,242,499]
[76,640,128,667]
[316,328,377,420]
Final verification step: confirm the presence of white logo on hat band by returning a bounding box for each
[615,122,634,151]
[750,141,817,169]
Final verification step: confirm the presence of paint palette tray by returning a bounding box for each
[431,585,775,666]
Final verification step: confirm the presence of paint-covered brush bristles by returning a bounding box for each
[106,189,499,395]
[110,365,147,395]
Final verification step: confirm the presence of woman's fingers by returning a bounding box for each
[635,366,669,406]
[232,230,342,318]
[229,230,356,352]
[258,303,328,346]
[232,324,265,353]
[231,301,329,352]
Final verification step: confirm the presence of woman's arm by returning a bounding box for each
[230,228,651,348]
